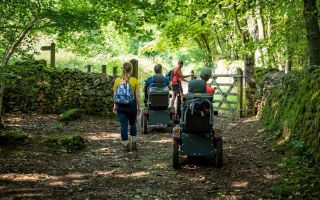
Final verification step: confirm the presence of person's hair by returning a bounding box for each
[154,64,162,74]
[178,60,183,66]
[122,62,133,81]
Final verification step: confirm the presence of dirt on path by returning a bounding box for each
[0,114,282,200]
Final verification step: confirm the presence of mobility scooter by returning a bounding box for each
[172,79,222,168]
[141,74,173,134]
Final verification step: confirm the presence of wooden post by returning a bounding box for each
[40,42,56,68]
[130,59,138,79]
[50,42,55,68]
[237,68,243,118]
[113,66,117,77]
[86,65,91,72]
[102,65,107,74]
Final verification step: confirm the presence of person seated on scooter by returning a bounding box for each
[200,67,215,95]
[144,64,171,105]
[183,79,213,133]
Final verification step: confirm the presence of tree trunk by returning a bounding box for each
[285,45,293,73]
[256,1,269,68]
[0,17,39,126]
[234,9,256,116]
[244,53,256,116]
[303,0,320,66]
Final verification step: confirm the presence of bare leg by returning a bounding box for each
[180,91,184,103]
[170,92,176,108]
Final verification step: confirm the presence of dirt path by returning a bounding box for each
[0,114,282,200]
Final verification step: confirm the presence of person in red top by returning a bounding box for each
[200,67,215,95]
[170,60,193,108]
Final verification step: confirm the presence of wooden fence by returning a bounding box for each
[85,59,138,79]
[211,68,244,118]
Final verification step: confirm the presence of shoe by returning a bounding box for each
[123,144,131,152]
[132,142,137,150]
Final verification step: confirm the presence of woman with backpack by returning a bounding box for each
[113,62,140,151]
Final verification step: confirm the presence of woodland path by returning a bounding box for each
[0,114,282,200]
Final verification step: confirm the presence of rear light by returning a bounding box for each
[214,128,222,134]
[214,128,223,140]
[172,126,181,138]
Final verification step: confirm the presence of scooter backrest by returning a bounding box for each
[188,80,206,93]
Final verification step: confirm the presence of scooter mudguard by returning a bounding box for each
[180,132,215,157]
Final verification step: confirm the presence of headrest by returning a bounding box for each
[152,74,165,83]
[149,83,167,88]
[188,80,206,93]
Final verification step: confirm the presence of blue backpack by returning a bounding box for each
[165,69,174,81]
[115,78,134,104]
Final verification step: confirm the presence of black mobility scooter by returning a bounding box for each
[172,79,222,168]
[141,74,173,134]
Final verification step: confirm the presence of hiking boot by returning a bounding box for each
[132,142,137,150]
[123,143,131,152]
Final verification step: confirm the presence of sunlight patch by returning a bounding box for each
[152,163,169,169]
[264,173,280,180]
[93,170,114,176]
[231,181,248,188]
[0,173,44,182]
[130,171,149,177]
[150,138,171,144]
[85,132,119,141]
[47,180,65,186]
[190,175,206,182]
[65,172,89,179]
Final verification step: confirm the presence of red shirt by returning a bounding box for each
[206,84,215,95]
[172,66,182,85]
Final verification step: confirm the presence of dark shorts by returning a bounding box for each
[172,84,183,93]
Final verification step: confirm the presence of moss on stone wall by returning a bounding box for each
[4,60,115,117]
[260,66,320,161]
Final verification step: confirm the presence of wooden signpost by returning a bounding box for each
[40,42,55,68]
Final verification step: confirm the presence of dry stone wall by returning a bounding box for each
[4,60,115,116]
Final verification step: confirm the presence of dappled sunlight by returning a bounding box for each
[85,132,119,141]
[223,145,235,150]
[130,171,149,177]
[65,172,90,179]
[93,170,114,176]
[47,180,65,186]
[231,181,249,188]
[152,162,169,169]
[150,138,171,144]
[263,173,281,180]
[0,173,44,182]
[242,117,258,124]
[0,171,90,187]
[189,175,206,182]
[114,171,150,179]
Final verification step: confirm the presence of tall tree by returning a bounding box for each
[303,0,320,66]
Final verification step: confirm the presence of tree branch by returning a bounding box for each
[1,17,40,68]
